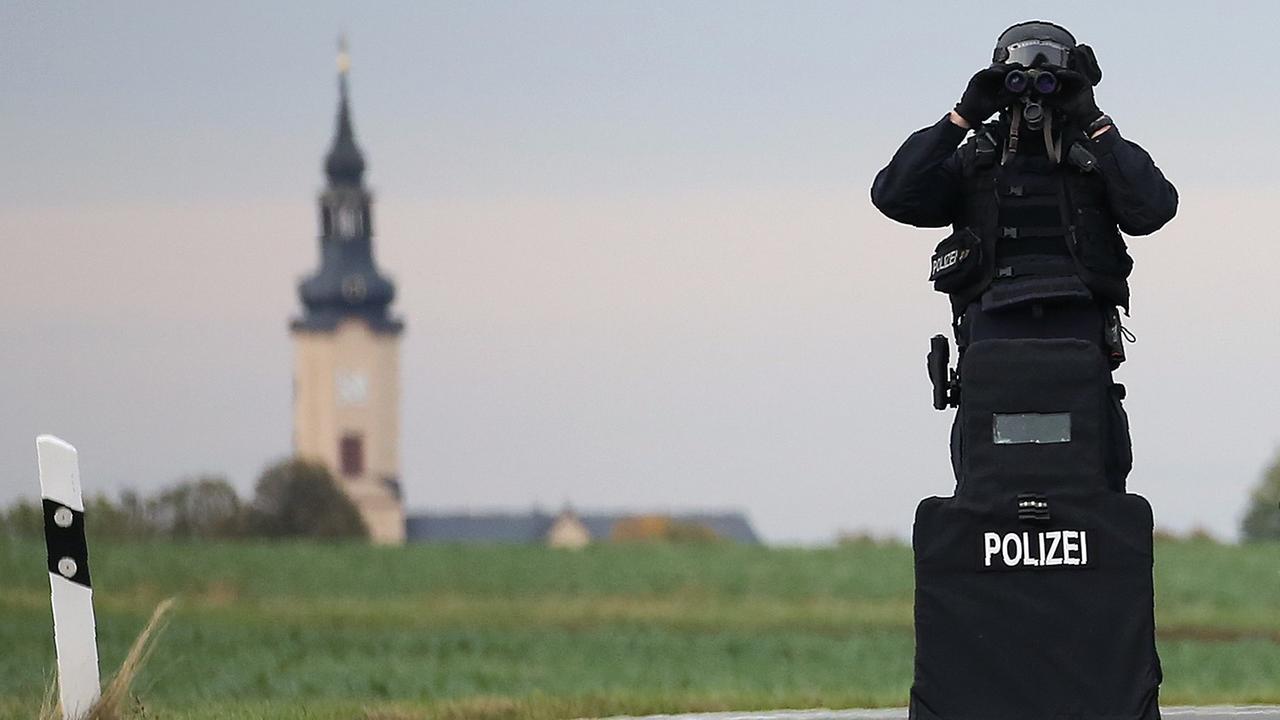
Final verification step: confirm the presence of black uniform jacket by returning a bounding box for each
[870,116,1178,236]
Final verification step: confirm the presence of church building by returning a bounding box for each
[285,43,761,548]
[291,45,406,544]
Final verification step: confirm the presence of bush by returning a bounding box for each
[1,460,368,542]
[609,515,720,543]
[835,530,904,548]
[151,476,245,539]
[1242,450,1280,542]
[665,520,722,543]
[248,459,367,539]
[0,492,159,541]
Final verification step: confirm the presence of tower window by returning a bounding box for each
[337,206,361,239]
[339,434,364,477]
[321,207,332,236]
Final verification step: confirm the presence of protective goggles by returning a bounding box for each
[995,39,1071,69]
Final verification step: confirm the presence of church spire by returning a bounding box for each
[294,36,401,335]
[325,35,365,186]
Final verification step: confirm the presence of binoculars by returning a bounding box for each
[1005,68,1058,96]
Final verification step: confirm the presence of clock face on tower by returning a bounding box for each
[335,370,369,406]
[341,274,368,302]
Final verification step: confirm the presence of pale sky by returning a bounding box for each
[3,1,1279,543]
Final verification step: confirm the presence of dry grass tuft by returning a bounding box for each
[37,673,58,720]
[38,598,174,720]
[86,597,175,720]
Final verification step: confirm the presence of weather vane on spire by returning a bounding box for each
[337,33,351,76]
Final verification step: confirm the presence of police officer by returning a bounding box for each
[871,21,1177,489]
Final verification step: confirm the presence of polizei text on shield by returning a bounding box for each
[981,530,1090,569]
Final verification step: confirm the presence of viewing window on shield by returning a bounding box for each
[993,413,1072,445]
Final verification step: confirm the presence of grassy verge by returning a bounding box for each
[0,539,1276,718]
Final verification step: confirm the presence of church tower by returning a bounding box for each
[292,41,405,544]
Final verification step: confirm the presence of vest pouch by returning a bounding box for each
[980,274,1093,313]
[930,228,984,294]
[1073,211,1135,279]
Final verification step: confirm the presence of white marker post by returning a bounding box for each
[36,435,101,719]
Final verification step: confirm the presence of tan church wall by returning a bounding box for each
[293,317,404,544]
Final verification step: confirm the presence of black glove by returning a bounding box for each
[1051,69,1104,128]
[954,65,1015,127]
[1069,43,1103,86]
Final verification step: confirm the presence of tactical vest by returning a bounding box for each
[936,123,1134,315]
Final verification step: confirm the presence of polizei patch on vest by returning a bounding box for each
[979,529,1091,570]
[930,248,970,278]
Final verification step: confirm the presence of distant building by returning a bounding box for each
[405,509,760,545]
[545,509,591,549]
[291,43,405,544]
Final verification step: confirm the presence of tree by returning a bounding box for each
[87,491,157,540]
[1,499,43,539]
[1242,450,1280,542]
[150,476,245,539]
[248,459,366,539]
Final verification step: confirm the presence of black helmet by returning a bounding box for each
[993,20,1076,68]
[993,20,1102,85]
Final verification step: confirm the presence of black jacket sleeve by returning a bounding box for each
[1088,127,1178,236]
[870,115,970,228]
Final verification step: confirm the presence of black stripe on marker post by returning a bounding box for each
[42,499,91,588]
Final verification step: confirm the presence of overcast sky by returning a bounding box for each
[3,1,1279,543]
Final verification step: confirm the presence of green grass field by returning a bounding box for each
[0,538,1277,719]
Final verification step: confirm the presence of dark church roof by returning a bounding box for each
[407,511,557,544]
[405,510,760,544]
[324,72,365,186]
[293,43,402,335]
